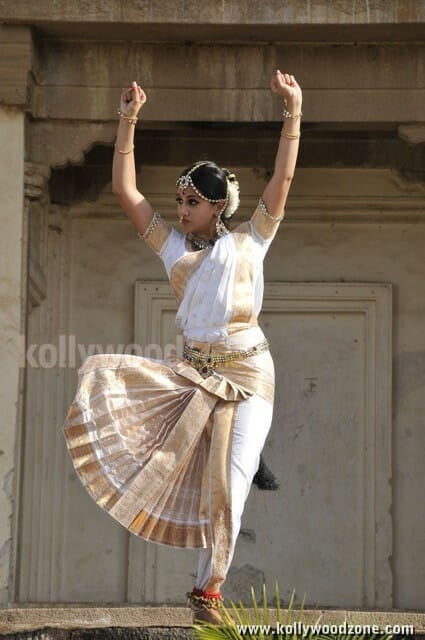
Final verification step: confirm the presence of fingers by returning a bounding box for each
[274,69,296,86]
[129,80,142,104]
[121,81,147,106]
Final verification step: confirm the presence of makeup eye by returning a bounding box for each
[175,196,198,206]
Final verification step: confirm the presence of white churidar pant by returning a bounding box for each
[195,393,274,589]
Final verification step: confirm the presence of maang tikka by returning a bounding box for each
[176,161,224,204]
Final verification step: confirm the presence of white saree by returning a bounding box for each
[62,199,283,592]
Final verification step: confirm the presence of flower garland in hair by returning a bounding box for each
[221,170,240,219]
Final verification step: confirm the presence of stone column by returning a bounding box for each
[0,106,25,604]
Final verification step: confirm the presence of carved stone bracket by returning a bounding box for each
[398,123,425,145]
[24,163,51,312]
[24,162,51,200]
[27,121,117,168]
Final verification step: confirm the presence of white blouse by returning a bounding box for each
[142,200,283,343]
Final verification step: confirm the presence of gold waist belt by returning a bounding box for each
[183,338,269,378]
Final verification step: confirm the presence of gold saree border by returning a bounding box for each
[143,215,173,254]
[249,199,284,242]
[170,247,211,306]
[229,225,257,325]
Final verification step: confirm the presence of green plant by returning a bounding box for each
[193,582,393,640]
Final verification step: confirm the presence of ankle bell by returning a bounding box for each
[187,587,224,610]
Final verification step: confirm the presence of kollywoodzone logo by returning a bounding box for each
[236,621,415,637]
[18,334,184,368]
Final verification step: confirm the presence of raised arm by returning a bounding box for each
[261,70,303,219]
[112,81,155,236]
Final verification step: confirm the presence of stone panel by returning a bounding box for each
[130,282,392,608]
[35,41,425,91]
[29,41,425,123]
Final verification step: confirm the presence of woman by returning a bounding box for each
[62,71,302,624]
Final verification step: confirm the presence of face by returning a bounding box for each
[176,186,224,239]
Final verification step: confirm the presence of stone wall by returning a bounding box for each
[0,0,424,612]
[14,165,424,609]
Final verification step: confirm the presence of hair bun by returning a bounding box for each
[222,167,234,179]
[221,168,240,219]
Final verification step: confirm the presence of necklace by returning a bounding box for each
[186,231,228,251]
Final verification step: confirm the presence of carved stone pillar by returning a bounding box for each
[0,106,26,605]
[17,161,76,603]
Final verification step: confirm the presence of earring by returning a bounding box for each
[215,217,228,237]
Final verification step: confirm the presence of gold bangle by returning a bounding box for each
[281,129,301,139]
[282,101,303,119]
[282,109,303,119]
[115,143,134,154]
[117,109,138,125]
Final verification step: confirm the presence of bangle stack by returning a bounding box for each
[281,129,300,139]
[117,109,138,126]
[281,101,302,139]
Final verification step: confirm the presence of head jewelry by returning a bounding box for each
[176,162,240,219]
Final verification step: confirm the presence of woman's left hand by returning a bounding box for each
[271,70,302,107]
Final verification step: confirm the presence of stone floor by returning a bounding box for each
[1,606,424,639]
[0,629,192,640]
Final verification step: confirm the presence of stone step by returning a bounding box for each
[1,606,424,639]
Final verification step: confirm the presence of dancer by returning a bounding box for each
[62,71,302,624]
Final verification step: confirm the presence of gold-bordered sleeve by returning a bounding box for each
[138,211,173,255]
[249,197,285,242]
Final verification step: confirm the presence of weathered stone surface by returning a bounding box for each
[34,41,425,91]
[1,630,69,640]
[0,26,33,106]
[0,608,193,635]
[223,564,265,603]
[27,41,425,122]
[33,85,425,123]
[1,0,424,44]
[68,629,192,639]
[0,0,423,26]
[0,107,25,606]
[27,122,116,169]
[0,628,192,640]
[1,606,423,636]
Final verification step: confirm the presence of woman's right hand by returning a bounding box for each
[119,81,147,118]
